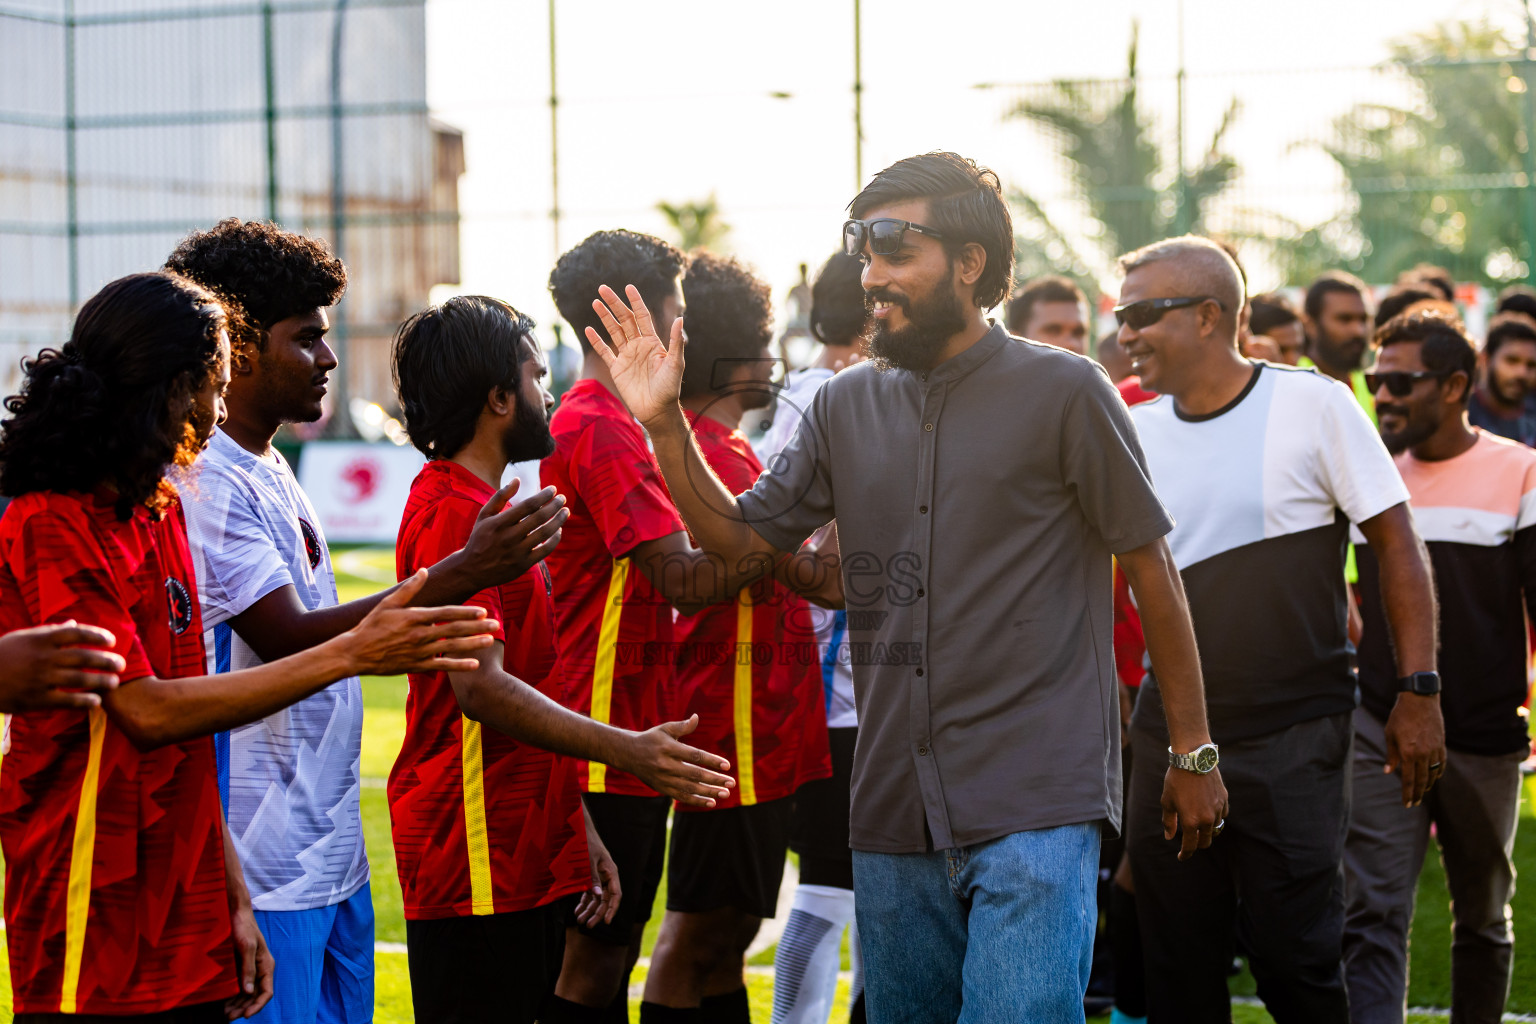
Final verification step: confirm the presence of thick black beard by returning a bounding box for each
[866,280,968,373]
[504,391,556,463]
[1377,409,1436,455]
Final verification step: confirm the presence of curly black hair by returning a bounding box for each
[0,272,227,520]
[679,252,774,399]
[1375,310,1476,385]
[392,295,535,460]
[810,251,869,348]
[164,218,346,350]
[549,229,686,354]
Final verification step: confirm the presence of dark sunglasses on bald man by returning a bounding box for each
[1113,295,1225,330]
[843,218,946,257]
[1364,370,1446,397]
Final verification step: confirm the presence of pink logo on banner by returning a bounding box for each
[340,457,382,502]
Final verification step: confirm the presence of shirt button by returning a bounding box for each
[924,423,934,431]
[916,667,925,676]
[919,505,928,514]
[917,588,925,597]
[918,746,929,756]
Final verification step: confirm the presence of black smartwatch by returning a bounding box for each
[1397,671,1441,696]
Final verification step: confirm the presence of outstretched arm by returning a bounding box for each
[447,643,734,807]
[0,622,126,713]
[104,571,495,749]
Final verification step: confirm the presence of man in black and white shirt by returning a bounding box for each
[1117,237,1444,1024]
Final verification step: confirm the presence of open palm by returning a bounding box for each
[586,284,685,426]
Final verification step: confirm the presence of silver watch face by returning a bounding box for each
[1194,745,1219,773]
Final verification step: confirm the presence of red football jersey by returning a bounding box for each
[672,412,831,811]
[0,491,235,1015]
[541,380,687,796]
[1112,377,1157,688]
[390,461,588,920]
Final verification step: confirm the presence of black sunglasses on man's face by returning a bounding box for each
[1364,370,1445,397]
[1112,295,1224,330]
[842,218,946,258]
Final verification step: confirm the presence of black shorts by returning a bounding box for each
[667,795,795,919]
[576,792,671,945]
[406,899,570,1024]
[16,1002,225,1024]
[790,726,857,889]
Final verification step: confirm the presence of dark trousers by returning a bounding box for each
[406,899,570,1024]
[1342,707,1524,1024]
[1128,711,1353,1024]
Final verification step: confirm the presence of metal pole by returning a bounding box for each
[1174,0,1189,235]
[549,0,560,263]
[1524,0,1536,285]
[262,0,279,222]
[853,0,862,190]
[64,0,78,310]
[327,0,352,435]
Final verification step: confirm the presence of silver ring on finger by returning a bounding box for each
[1211,818,1225,837]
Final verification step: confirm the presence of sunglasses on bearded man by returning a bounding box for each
[842,218,947,258]
[1364,370,1448,397]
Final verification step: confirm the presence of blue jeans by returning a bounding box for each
[852,822,1100,1024]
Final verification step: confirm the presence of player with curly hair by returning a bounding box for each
[164,219,571,1024]
[0,271,496,1022]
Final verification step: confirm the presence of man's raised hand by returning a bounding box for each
[586,284,685,428]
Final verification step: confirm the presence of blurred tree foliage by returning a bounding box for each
[1278,19,1533,286]
[1005,22,1241,306]
[657,193,731,252]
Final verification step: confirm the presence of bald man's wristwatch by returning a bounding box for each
[1398,671,1441,696]
[1168,742,1220,774]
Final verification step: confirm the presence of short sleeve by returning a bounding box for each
[567,420,684,558]
[399,496,507,644]
[737,379,837,552]
[1059,362,1175,554]
[1314,382,1410,525]
[180,465,293,627]
[1516,459,1536,605]
[6,510,154,682]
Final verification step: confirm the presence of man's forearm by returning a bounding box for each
[1118,540,1213,752]
[646,405,771,567]
[1377,541,1436,675]
[104,641,356,749]
[456,671,637,771]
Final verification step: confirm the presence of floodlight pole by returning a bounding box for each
[1523,0,1536,285]
[853,0,863,190]
[263,1,279,222]
[1174,0,1190,235]
[327,0,353,437]
[63,0,79,310]
[550,0,561,263]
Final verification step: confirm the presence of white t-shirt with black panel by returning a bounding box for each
[1129,362,1409,742]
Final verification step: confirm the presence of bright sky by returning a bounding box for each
[424,0,1526,338]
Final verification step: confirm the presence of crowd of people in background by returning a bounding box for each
[0,148,1529,1024]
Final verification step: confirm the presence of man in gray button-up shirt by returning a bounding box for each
[584,152,1228,1023]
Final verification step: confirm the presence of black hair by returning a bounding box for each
[1374,286,1440,329]
[1004,276,1085,335]
[1304,270,1368,322]
[1248,291,1299,336]
[679,253,774,400]
[164,218,346,351]
[0,272,226,520]
[1486,316,1536,361]
[1396,263,1455,302]
[393,295,536,459]
[849,151,1014,309]
[810,252,868,348]
[549,230,687,354]
[1495,284,1536,322]
[1375,311,1476,389]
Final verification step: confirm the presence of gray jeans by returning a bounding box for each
[1341,706,1525,1024]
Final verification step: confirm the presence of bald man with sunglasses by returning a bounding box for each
[1115,236,1441,1024]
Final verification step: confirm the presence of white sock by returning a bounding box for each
[771,884,855,1024]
